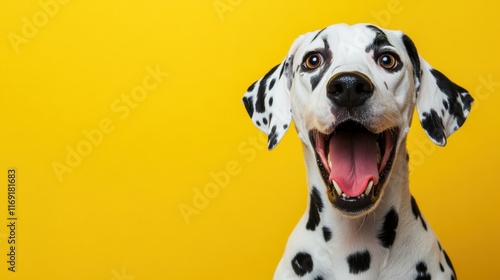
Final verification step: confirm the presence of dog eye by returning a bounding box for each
[304,52,324,70]
[377,53,398,69]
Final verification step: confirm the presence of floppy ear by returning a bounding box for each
[242,36,304,150]
[402,35,474,146]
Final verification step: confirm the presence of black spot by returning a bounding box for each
[460,91,474,112]
[312,187,323,210]
[438,241,443,251]
[377,207,399,248]
[268,113,273,126]
[256,121,261,126]
[314,276,324,280]
[402,34,421,86]
[415,261,431,280]
[247,81,256,92]
[311,27,328,43]
[255,64,280,113]
[410,196,420,219]
[420,109,446,145]
[365,27,403,72]
[384,81,388,90]
[411,196,428,231]
[347,250,371,274]
[309,38,332,92]
[451,275,456,280]
[279,62,285,79]
[310,74,322,92]
[242,96,254,118]
[365,25,392,54]
[406,153,410,162]
[267,125,278,149]
[269,79,276,90]
[366,24,384,35]
[306,187,323,231]
[416,262,427,272]
[430,68,474,128]
[291,252,313,276]
[322,226,332,242]
[443,100,449,110]
[440,263,444,272]
[420,218,428,231]
[443,250,456,279]
[268,97,274,107]
[283,124,288,130]
[262,118,268,125]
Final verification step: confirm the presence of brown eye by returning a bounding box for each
[304,52,324,69]
[378,53,398,69]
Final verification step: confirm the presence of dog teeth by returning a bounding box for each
[327,153,332,170]
[365,180,374,196]
[331,179,342,195]
[331,179,371,199]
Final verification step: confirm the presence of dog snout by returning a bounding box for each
[326,72,374,109]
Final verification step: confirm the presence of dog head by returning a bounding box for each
[242,23,473,217]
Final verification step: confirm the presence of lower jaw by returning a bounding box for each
[326,183,381,217]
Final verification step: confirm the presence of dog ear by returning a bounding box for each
[402,34,474,146]
[242,36,304,150]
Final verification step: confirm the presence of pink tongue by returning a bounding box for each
[329,131,379,197]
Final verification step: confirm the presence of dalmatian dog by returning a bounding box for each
[242,23,473,280]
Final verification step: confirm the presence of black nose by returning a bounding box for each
[326,72,374,109]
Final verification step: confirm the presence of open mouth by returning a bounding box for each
[310,120,399,216]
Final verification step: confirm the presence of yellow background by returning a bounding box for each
[0,0,499,279]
